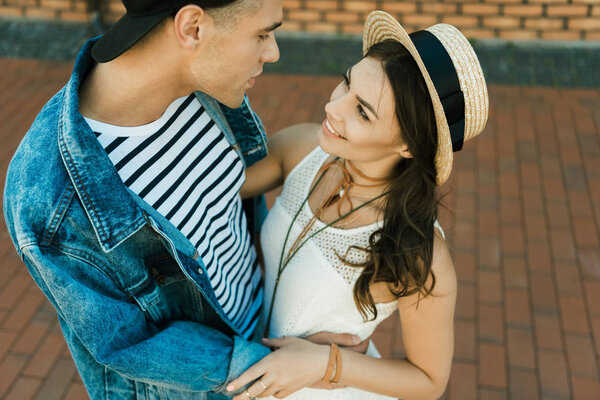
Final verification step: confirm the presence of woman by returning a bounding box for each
[228,11,488,400]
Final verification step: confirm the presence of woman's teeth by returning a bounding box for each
[326,120,344,138]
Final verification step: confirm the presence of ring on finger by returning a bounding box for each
[245,390,252,399]
[258,380,268,390]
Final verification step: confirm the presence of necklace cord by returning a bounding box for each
[265,158,390,333]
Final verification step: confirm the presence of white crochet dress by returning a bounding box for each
[260,147,402,400]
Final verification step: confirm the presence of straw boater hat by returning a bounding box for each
[363,11,489,185]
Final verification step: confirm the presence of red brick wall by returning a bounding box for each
[1,0,599,41]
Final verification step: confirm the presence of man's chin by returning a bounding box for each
[218,93,245,109]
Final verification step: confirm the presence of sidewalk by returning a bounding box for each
[0,58,599,400]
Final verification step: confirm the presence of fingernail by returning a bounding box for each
[226,384,235,391]
[262,337,268,341]
[353,335,361,344]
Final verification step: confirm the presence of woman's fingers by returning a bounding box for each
[232,376,274,400]
[227,360,266,393]
[273,389,293,399]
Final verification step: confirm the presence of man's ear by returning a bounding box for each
[173,4,212,50]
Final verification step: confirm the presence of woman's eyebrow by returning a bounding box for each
[348,66,379,119]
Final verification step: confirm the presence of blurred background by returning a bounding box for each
[0,1,599,399]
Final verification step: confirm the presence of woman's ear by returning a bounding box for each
[173,5,212,50]
[398,142,412,159]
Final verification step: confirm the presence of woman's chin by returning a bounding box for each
[317,132,343,158]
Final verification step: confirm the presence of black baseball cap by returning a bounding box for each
[91,0,238,63]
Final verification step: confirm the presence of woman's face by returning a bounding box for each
[319,57,410,173]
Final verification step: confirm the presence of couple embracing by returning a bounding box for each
[3,0,488,399]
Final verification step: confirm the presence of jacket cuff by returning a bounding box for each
[215,336,270,396]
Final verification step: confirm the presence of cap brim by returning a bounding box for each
[92,9,172,63]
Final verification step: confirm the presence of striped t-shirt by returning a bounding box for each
[85,94,262,338]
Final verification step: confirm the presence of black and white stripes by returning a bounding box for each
[86,94,262,338]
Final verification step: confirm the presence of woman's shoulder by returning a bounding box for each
[269,123,321,178]
[429,228,457,297]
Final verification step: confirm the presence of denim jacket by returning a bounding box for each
[3,38,271,399]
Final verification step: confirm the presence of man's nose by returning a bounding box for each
[261,35,280,64]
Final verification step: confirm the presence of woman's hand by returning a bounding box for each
[227,337,330,399]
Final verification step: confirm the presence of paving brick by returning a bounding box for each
[503,257,528,290]
[34,357,77,400]
[478,270,503,304]
[23,333,65,378]
[534,312,564,352]
[446,362,477,400]
[479,343,508,388]
[571,376,600,400]
[579,248,600,279]
[560,296,591,335]
[454,320,476,362]
[499,198,522,226]
[550,229,577,263]
[554,262,583,297]
[480,388,508,400]
[479,303,505,344]
[456,284,476,320]
[501,225,525,256]
[530,272,559,313]
[4,376,43,400]
[509,369,540,400]
[505,289,532,327]
[565,334,599,379]
[573,217,600,248]
[454,251,476,284]
[0,330,18,360]
[12,320,53,355]
[538,350,572,398]
[0,354,29,398]
[478,238,501,270]
[2,292,44,332]
[63,382,88,400]
[507,327,536,370]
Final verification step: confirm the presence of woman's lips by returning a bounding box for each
[322,119,346,140]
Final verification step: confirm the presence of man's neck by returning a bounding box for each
[79,57,192,127]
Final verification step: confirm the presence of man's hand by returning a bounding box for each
[304,331,370,354]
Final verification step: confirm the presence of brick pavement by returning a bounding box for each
[0,58,599,400]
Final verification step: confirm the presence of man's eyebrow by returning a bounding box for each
[348,66,379,119]
[261,21,283,32]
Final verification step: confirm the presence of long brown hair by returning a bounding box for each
[347,39,440,320]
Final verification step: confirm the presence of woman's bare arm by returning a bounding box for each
[227,231,457,400]
[240,123,320,199]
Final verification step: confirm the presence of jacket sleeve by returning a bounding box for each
[21,243,270,395]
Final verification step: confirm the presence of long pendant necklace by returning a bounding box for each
[265,158,390,334]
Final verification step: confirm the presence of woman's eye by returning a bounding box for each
[342,73,350,86]
[258,34,268,41]
[357,105,369,121]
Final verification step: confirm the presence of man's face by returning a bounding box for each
[194,0,282,108]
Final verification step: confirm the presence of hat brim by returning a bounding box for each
[92,9,173,63]
[362,12,455,186]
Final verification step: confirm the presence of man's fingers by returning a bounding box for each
[261,336,290,349]
[345,337,370,354]
[305,332,361,347]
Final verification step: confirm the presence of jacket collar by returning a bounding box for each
[58,37,147,252]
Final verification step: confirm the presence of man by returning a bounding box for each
[4,0,361,398]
